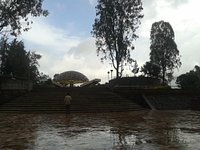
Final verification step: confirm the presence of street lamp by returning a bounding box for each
[110,69,113,80]
[107,71,110,81]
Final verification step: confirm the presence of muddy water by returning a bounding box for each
[0,111,200,150]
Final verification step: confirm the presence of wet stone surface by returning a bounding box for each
[0,110,200,149]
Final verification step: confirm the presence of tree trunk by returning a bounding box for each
[116,67,118,79]
[162,67,166,84]
[116,60,120,79]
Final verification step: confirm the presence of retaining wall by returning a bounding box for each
[109,77,161,88]
[114,87,200,110]
[0,79,32,91]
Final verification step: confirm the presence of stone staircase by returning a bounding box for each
[0,87,145,113]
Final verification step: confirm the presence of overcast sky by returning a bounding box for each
[20,0,200,83]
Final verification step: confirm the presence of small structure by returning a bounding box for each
[53,71,89,87]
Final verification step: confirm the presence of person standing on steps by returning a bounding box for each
[64,93,72,114]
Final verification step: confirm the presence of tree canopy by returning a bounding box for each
[92,0,143,78]
[141,61,161,79]
[0,37,42,83]
[0,0,48,36]
[176,65,200,89]
[149,20,181,84]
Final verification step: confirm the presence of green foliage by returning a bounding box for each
[0,37,9,74]
[27,51,42,83]
[6,39,30,79]
[141,61,161,78]
[131,61,139,76]
[0,0,48,36]
[92,0,143,78]
[0,38,41,83]
[36,72,52,87]
[176,65,200,89]
[150,20,181,84]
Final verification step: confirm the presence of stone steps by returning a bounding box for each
[0,87,145,113]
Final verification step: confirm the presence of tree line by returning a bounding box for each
[0,37,45,83]
[176,66,200,89]
[0,0,199,88]
[92,0,198,88]
[0,0,49,84]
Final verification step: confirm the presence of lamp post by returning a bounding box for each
[107,71,110,81]
[110,69,113,80]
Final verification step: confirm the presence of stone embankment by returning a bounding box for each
[1,86,200,113]
[144,93,200,110]
[114,87,200,110]
[0,87,144,113]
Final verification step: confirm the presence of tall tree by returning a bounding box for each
[6,39,30,78]
[150,20,181,84]
[0,0,48,36]
[92,0,143,78]
[0,38,41,83]
[0,37,9,74]
[27,51,41,82]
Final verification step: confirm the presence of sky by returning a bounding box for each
[20,0,200,83]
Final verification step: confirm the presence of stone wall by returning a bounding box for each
[0,79,32,91]
[0,90,27,105]
[109,77,161,88]
[144,94,200,110]
[0,79,32,105]
[114,88,200,110]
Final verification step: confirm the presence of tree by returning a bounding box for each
[27,51,41,82]
[131,61,139,76]
[0,38,42,83]
[150,20,181,84]
[6,39,30,78]
[141,61,161,78]
[92,0,143,78]
[0,0,48,36]
[0,37,9,75]
[176,65,200,89]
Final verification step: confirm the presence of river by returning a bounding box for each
[0,110,200,149]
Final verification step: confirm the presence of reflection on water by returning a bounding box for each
[0,111,200,149]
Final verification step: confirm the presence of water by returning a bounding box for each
[0,111,200,149]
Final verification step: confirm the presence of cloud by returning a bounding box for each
[22,19,81,53]
[48,37,110,82]
[54,54,109,81]
[168,0,188,8]
[21,20,109,82]
[135,0,200,78]
[88,0,97,6]
[20,0,200,84]
[55,2,67,11]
